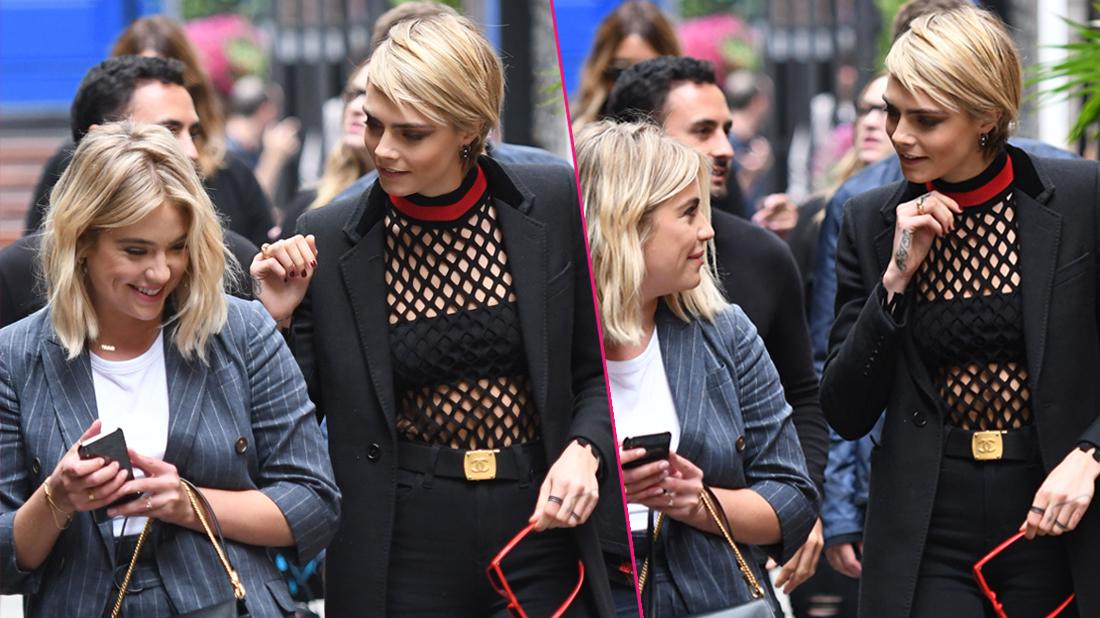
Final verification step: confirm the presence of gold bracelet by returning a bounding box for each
[42,476,73,530]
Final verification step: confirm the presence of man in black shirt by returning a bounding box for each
[1,56,256,327]
[23,58,273,247]
[604,56,829,593]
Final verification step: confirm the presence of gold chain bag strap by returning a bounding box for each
[638,486,765,599]
[110,480,247,618]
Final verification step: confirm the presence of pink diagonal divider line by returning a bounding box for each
[547,2,645,616]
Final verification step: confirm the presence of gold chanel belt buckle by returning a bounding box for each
[464,449,499,481]
[971,430,1004,461]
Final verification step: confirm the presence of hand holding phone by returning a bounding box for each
[621,431,672,470]
[78,428,143,518]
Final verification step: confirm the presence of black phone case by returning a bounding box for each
[78,428,142,521]
[621,431,672,469]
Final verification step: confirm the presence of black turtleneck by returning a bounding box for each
[911,151,1031,430]
[383,165,541,449]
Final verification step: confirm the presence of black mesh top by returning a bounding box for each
[384,165,541,449]
[911,152,1032,430]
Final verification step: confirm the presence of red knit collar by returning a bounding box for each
[389,165,487,222]
[925,153,1014,208]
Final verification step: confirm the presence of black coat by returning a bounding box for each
[292,157,619,616]
[821,145,1100,616]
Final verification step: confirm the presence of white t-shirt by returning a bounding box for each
[90,331,169,537]
[606,330,680,532]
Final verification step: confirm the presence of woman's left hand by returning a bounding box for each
[530,439,600,531]
[1021,446,1100,539]
[637,452,706,524]
[106,450,194,528]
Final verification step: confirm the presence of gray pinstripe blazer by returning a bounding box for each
[0,297,340,617]
[650,302,818,616]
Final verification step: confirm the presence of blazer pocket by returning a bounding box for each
[1052,251,1091,288]
[547,260,574,299]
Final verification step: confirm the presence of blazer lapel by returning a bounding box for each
[655,312,708,464]
[496,197,551,417]
[40,338,115,560]
[339,221,398,429]
[875,192,941,411]
[162,336,207,472]
[1014,190,1060,388]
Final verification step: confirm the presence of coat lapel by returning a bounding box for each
[655,311,708,465]
[1013,190,1060,389]
[496,196,550,417]
[875,189,942,411]
[339,219,398,429]
[40,338,114,560]
[162,336,207,472]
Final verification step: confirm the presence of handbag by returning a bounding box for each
[110,479,249,618]
[638,487,774,618]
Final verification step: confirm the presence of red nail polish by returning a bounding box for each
[301,270,308,278]
[310,260,317,268]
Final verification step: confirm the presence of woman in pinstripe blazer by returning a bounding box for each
[0,123,340,616]
[577,121,818,617]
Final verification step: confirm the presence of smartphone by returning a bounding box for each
[78,428,143,519]
[621,431,672,470]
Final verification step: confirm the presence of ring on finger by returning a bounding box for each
[88,491,96,502]
[145,495,154,511]
[547,495,563,505]
[916,194,927,215]
[667,495,675,507]
[569,511,580,520]
[1029,505,1046,516]
[1054,519,1069,529]
[260,242,272,258]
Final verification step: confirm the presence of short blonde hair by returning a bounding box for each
[886,5,1021,154]
[575,121,726,346]
[367,13,503,168]
[42,122,231,361]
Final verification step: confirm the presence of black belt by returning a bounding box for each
[115,532,155,565]
[943,425,1039,462]
[397,440,547,481]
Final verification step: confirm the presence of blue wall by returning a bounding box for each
[0,1,159,115]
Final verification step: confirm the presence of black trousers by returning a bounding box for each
[910,441,1077,617]
[386,445,595,617]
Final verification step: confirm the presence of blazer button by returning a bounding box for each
[31,457,41,477]
[911,411,927,427]
[234,437,248,454]
[367,443,382,462]
[735,436,746,452]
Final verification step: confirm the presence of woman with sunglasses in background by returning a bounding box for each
[278,63,373,238]
[571,0,681,131]
[252,12,620,616]
[820,6,1100,616]
[577,120,817,617]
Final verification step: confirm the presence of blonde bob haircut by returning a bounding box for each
[886,5,1021,155]
[575,121,727,347]
[367,13,503,170]
[42,122,231,362]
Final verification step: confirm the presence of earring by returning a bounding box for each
[979,132,990,148]
[461,143,471,161]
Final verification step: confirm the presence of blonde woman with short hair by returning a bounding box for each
[0,122,339,616]
[252,12,619,616]
[820,5,1100,615]
[578,121,818,616]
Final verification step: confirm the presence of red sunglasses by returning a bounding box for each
[972,531,1075,618]
[486,522,586,618]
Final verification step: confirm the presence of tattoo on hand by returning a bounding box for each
[895,229,911,273]
[252,277,263,297]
